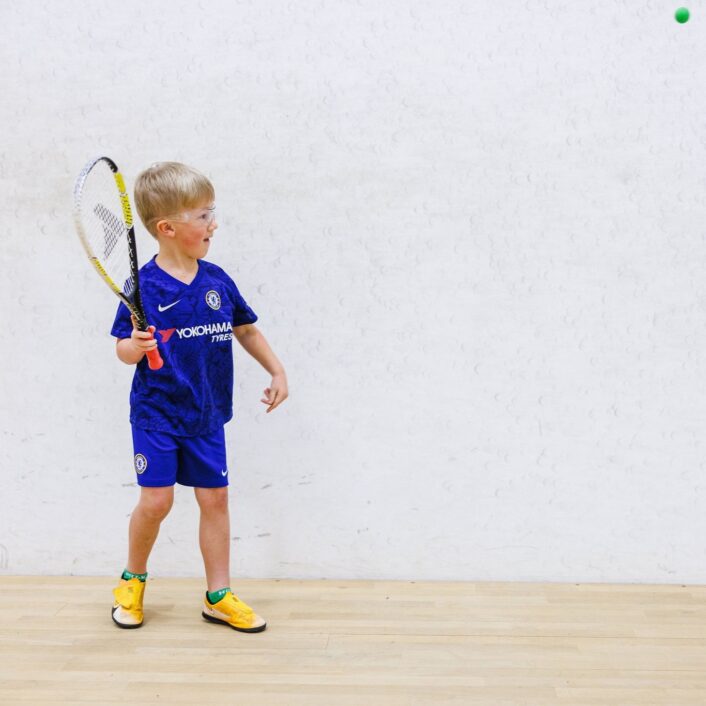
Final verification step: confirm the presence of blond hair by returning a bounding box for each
[134,162,215,237]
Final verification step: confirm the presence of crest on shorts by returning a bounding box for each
[205,290,221,310]
[134,454,148,474]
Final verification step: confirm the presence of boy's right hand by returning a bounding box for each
[129,315,158,353]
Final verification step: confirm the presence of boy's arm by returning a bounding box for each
[234,324,288,413]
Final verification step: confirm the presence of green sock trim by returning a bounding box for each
[207,587,231,604]
[122,569,148,582]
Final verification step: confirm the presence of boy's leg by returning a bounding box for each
[127,486,175,573]
[127,427,179,572]
[113,426,177,629]
[180,430,265,632]
[194,486,230,591]
[194,485,266,633]
[113,487,173,629]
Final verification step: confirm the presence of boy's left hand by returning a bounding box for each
[261,372,288,413]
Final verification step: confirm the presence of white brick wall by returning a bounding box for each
[1,1,705,582]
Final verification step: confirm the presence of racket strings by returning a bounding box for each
[77,161,136,299]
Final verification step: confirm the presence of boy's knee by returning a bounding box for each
[195,487,229,514]
[139,487,174,520]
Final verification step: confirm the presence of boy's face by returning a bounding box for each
[164,202,218,259]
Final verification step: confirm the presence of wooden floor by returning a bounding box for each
[1,577,706,705]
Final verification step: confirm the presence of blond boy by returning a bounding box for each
[110,162,287,632]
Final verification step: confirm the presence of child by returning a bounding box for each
[110,162,288,632]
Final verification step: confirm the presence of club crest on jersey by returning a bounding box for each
[134,454,148,474]
[205,290,221,310]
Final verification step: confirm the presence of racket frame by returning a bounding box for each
[73,155,162,368]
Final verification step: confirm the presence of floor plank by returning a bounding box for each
[0,577,705,705]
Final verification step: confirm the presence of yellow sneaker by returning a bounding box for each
[112,577,145,629]
[202,590,267,633]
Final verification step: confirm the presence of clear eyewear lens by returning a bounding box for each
[169,207,216,225]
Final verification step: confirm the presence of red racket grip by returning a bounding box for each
[145,327,164,370]
[146,348,163,370]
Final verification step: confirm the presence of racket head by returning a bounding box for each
[73,156,147,330]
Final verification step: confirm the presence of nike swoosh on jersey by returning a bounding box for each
[157,300,182,312]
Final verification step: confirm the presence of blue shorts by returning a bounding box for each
[131,426,229,488]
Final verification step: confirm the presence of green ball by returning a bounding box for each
[675,7,690,23]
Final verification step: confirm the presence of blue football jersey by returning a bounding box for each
[111,257,258,436]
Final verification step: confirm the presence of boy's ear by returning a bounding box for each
[154,219,176,238]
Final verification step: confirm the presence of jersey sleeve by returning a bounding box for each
[110,301,133,339]
[227,277,258,327]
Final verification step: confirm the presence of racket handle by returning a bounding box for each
[146,347,164,370]
[145,326,163,370]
